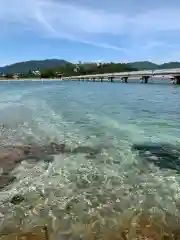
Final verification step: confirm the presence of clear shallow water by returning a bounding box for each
[0,80,180,237]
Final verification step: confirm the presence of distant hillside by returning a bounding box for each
[130,61,180,70]
[159,62,180,69]
[1,59,180,74]
[0,59,70,74]
[130,61,159,70]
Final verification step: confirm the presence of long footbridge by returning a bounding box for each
[62,68,180,84]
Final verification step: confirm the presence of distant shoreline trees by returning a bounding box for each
[3,62,137,79]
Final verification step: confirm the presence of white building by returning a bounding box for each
[32,70,41,75]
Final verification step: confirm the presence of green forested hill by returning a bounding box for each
[130,61,180,70]
[129,61,159,70]
[159,62,180,69]
[1,59,180,75]
[0,59,69,74]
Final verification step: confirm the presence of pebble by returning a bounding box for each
[10,195,25,205]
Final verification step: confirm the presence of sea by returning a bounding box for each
[0,79,180,238]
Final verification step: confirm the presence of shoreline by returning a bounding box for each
[0,78,62,81]
[0,76,171,81]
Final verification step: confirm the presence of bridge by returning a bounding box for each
[61,68,180,84]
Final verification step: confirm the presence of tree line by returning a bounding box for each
[4,62,137,79]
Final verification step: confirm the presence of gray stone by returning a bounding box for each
[10,195,25,205]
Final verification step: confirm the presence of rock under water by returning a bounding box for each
[0,142,103,190]
[10,194,25,205]
[132,143,180,171]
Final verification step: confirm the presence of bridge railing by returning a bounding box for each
[62,68,180,79]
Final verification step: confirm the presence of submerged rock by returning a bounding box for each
[0,147,24,174]
[85,153,97,159]
[10,195,25,205]
[22,142,67,157]
[0,142,103,189]
[0,174,16,189]
[132,143,180,171]
[71,146,100,155]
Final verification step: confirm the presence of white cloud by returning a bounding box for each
[1,0,180,58]
[34,0,129,50]
[0,0,128,50]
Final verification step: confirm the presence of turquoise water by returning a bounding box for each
[0,80,180,235]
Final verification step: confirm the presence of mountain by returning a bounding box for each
[1,59,180,74]
[130,61,180,70]
[130,61,159,70]
[0,59,70,74]
[159,62,180,69]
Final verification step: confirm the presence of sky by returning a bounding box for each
[1,0,180,66]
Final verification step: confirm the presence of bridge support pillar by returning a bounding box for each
[175,76,180,84]
[121,77,128,83]
[108,76,114,82]
[100,77,104,82]
[142,76,149,84]
[92,77,95,82]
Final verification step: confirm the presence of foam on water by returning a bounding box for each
[0,81,180,238]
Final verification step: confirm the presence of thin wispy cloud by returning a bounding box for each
[1,0,180,62]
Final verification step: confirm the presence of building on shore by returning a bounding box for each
[32,70,41,76]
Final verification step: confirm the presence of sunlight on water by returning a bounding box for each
[0,81,180,239]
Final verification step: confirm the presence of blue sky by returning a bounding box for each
[1,0,180,66]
